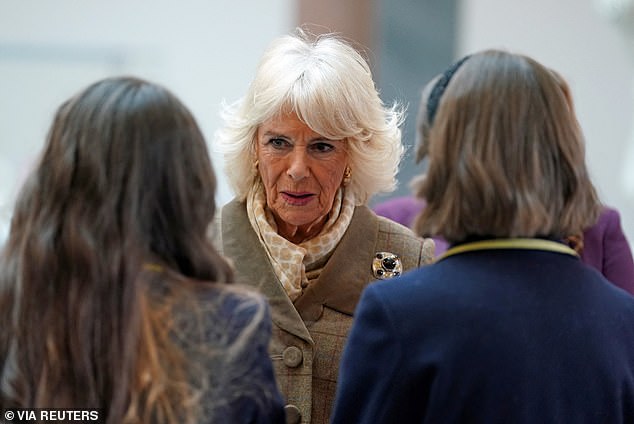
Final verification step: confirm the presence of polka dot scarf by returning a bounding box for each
[246,180,355,302]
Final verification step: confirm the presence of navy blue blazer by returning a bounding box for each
[175,285,286,423]
[331,244,634,423]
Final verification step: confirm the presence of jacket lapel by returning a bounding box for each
[294,206,378,319]
[221,199,314,344]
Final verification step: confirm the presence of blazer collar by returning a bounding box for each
[222,200,381,328]
[221,199,314,344]
[293,206,379,320]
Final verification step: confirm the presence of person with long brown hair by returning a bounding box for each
[0,76,285,423]
[331,50,634,423]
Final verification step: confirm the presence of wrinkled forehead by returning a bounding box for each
[280,97,355,141]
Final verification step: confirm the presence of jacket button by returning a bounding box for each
[282,346,303,368]
[284,404,301,424]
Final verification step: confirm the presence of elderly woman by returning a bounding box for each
[214,30,435,424]
[331,50,634,423]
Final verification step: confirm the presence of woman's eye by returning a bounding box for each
[268,138,288,148]
[311,142,335,153]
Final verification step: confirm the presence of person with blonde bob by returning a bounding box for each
[374,64,634,292]
[214,28,435,424]
[331,49,634,423]
[0,77,285,423]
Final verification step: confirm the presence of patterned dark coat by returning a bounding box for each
[219,199,435,424]
[174,285,286,423]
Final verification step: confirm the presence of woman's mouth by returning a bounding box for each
[281,191,315,206]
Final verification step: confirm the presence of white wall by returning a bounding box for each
[0,0,294,240]
[3,0,633,244]
[458,0,634,242]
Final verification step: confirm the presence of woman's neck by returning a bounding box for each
[275,214,328,244]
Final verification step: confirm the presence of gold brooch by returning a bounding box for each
[372,252,403,279]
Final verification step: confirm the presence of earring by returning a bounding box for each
[342,166,351,186]
[254,159,259,170]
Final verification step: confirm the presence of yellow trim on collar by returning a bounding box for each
[438,238,578,261]
[143,263,164,273]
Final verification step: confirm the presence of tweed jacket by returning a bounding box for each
[219,199,435,424]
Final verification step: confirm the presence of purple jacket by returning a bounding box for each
[373,197,634,294]
[579,207,634,293]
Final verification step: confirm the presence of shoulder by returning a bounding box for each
[221,197,244,214]
[214,285,268,317]
[374,213,435,265]
[342,205,436,272]
[179,284,284,423]
[595,206,633,255]
[220,197,247,228]
[174,283,271,347]
[582,205,632,260]
[218,198,256,259]
[584,206,628,241]
[375,212,425,244]
[598,206,627,236]
[584,206,634,293]
[376,213,418,236]
[586,206,620,234]
[211,285,270,332]
[600,206,621,222]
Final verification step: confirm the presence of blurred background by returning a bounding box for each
[1,0,633,243]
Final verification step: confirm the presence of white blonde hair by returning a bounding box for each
[214,28,405,205]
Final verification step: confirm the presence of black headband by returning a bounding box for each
[426,55,471,127]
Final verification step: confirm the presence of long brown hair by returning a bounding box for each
[413,50,601,243]
[0,77,234,422]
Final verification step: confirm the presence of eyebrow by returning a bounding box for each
[261,131,286,138]
[260,131,343,144]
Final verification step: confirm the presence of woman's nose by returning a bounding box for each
[286,150,310,181]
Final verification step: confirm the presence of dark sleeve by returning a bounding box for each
[602,208,634,294]
[222,297,286,424]
[330,285,410,424]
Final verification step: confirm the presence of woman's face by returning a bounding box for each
[256,111,348,242]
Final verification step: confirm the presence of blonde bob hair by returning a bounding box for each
[413,49,601,243]
[214,28,404,205]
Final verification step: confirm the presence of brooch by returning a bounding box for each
[372,252,403,279]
